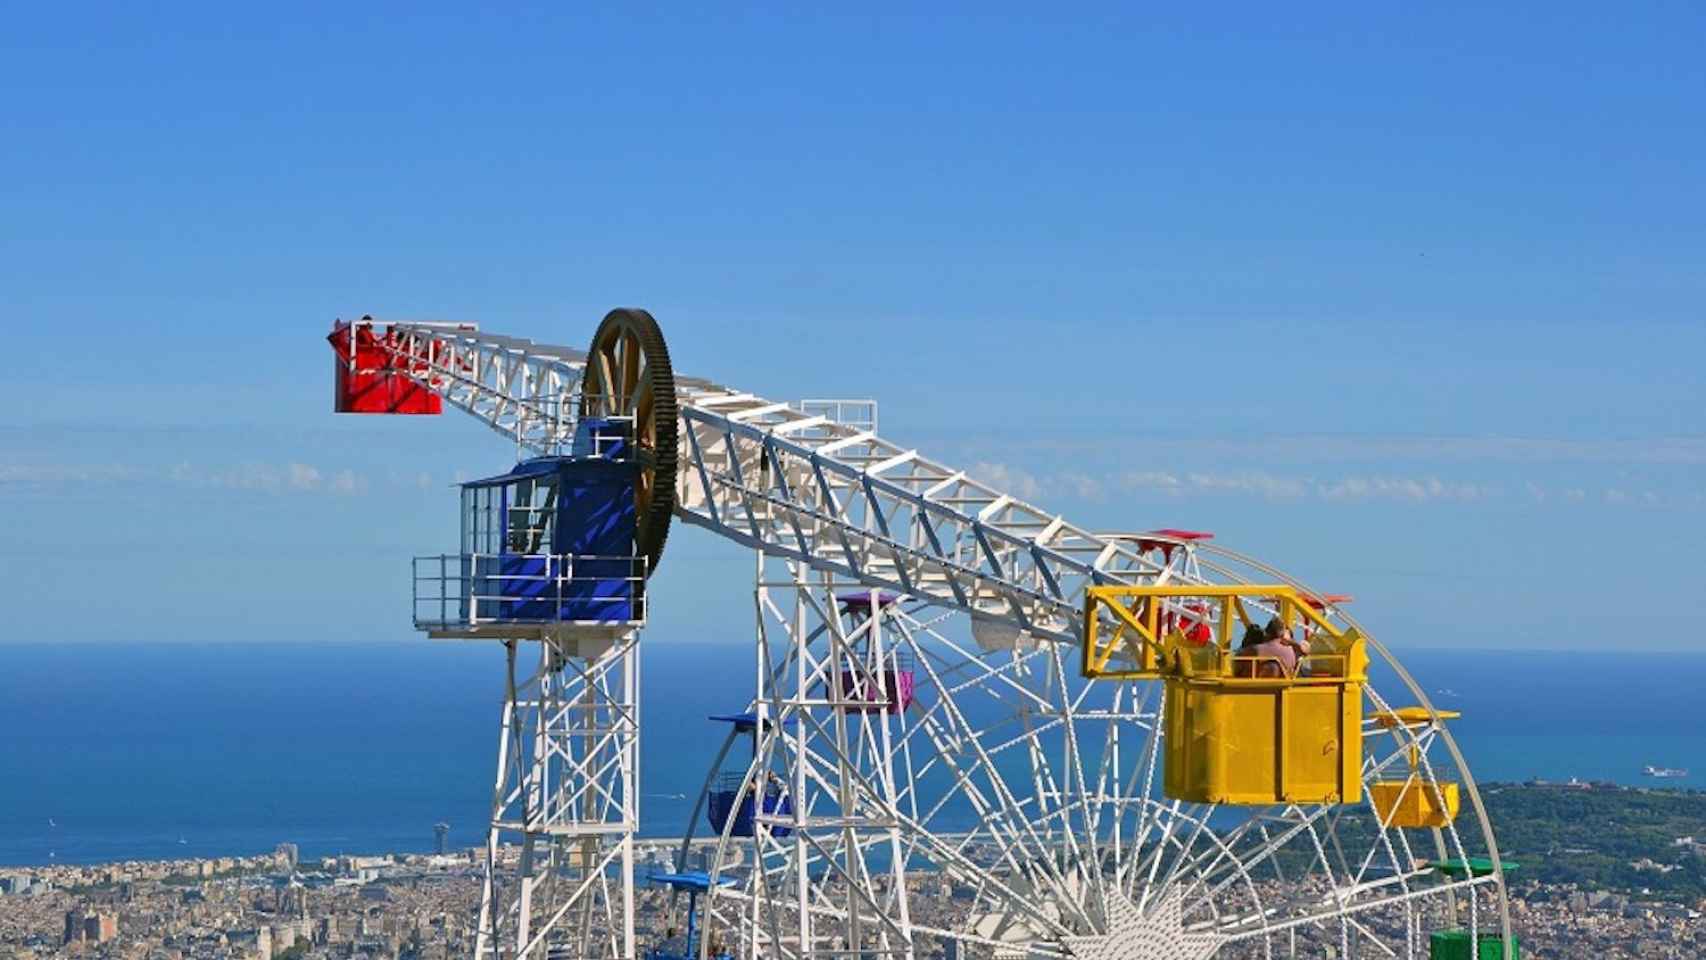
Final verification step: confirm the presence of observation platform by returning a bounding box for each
[413,552,647,641]
[413,430,649,647]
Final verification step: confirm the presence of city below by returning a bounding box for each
[3,782,1706,960]
[1,836,728,960]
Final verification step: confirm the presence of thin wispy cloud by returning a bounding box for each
[0,461,387,496]
[1119,470,1320,501]
[1198,435,1706,466]
[287,463,322,491]
[969,433,1706,467]
[968,461,1042,500]
[1081,468,1675,507]
[1316,476,1489,503]
[0,464,144,485]
[1054,471,1105,501]
[971,463,1498,505]
[5,455,1691,510]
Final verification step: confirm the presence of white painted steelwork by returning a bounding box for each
[674,553,1507,960]
[341,316,1512,960]
[478,633,642,960]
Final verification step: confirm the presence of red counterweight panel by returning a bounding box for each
[328,321,443,414]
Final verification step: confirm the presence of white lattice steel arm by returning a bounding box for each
[380,322,592,451]
[669,396,1182,642]
[350,318,1191,642]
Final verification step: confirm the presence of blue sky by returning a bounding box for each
[1,4,1702,650]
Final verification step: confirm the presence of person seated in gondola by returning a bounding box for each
[1264,617,1311,676]
[1233,622,1266,678]
[1238,618,1310,678]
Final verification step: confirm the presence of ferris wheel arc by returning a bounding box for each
[337,314,1513,960]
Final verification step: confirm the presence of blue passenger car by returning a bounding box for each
[704,713,794,839]
[645,872,733,960]
[454,419,643,625]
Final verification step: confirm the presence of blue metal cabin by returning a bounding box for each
[454,419,643,625]
[704,712,794,839]
[645,872,733,960]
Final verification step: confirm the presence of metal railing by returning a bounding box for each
[569,411,640,460]
[794,398,878,434]
[1083,583,1361,681]
[412,553,647,630]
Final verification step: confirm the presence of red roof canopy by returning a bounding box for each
[1147,528,1214,541]
[1132,529,1213,561]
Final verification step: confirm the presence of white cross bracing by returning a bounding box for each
[364,320,1198,643]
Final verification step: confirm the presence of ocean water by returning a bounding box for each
[2,642,1703,867]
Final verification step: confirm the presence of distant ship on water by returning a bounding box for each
[1643,765,1688,779]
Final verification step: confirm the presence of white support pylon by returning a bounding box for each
[704,554,916,960]
[479,632,641,960]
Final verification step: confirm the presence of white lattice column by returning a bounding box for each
[722,555,915,960]
[478,632,641,960]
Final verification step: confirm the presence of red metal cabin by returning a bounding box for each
[328,317,445,415]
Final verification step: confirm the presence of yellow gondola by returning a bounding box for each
[1085,585,1368,806]
[1370,706,1465,828]
[1371,778,1460,828]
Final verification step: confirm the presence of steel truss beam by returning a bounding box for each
[349,318,1204,644]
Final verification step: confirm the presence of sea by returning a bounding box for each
[2,642,1703,868]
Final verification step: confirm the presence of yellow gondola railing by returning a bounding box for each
[1083,585,1369,806]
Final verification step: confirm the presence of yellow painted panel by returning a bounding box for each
[1164,678,1362,805]
[1371,779,1460,828]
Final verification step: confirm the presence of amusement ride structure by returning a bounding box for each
[329,310,1516,960]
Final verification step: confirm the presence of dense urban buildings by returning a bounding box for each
[1,840,1703,959]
